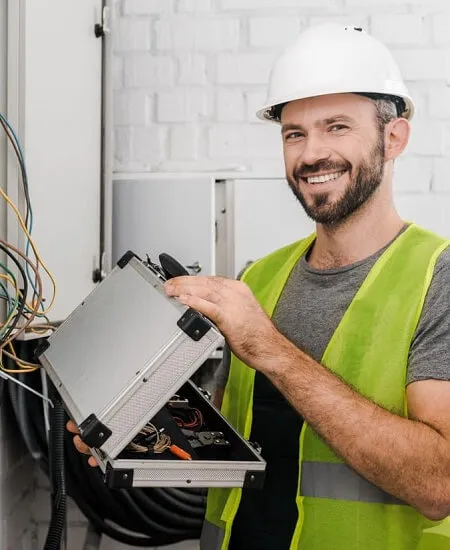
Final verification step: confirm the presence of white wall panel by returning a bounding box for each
[7,0,103,321]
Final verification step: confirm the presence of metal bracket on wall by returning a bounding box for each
[94,6,110,38]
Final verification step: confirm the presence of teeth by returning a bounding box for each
[306,171,345,184]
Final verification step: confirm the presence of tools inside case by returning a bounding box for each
[103,377,266,489]
[119,386,230,463]
[38,250,266,489]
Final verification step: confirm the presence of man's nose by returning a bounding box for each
[300,134,332,166]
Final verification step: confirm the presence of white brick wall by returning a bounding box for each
[392,49,450,81]
[216,53,275,84]
[155,16,240,51]
[249,16,304,48]
[111,0,450,203]
[370,14,425,45]
[157,88,212,122]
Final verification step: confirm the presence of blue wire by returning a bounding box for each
[0,112,42,309]
[0,281,11,309]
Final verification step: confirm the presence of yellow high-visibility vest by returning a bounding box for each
[201,223,450,550]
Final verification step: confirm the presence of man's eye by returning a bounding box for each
[329,124,348,132]
[285,132,304,140]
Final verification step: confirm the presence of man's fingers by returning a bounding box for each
[165,276,231,298]
[177,295,220,322]
[88,456,98,467]
[66,420,79,434]
[70,431,99,467]
[73,435,91,456]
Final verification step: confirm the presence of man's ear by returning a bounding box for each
[384,118,411,161]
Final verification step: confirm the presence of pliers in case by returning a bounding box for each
[181,430,230,449]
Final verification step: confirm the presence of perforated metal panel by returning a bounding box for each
[132,467,244,485]
[102,329,220,457]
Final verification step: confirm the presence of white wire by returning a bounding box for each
[40,368,51,440]
[0,369,53,407]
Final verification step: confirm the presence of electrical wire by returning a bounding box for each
[0,112,40,307]
[0,113,31,226]
[0,237,44,312]
[0,112,56,328]
[0,242,28,347]
[0,188,55,316]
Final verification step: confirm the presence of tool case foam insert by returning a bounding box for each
[37,251,266,489]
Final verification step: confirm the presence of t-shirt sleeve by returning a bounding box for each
[407,246,450,385]
[214,344,231,390]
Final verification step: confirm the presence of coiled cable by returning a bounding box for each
[8,339,207,547]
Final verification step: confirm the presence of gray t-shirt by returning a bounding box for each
[216,230,450,388]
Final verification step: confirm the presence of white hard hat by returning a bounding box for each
[256,24,415,123]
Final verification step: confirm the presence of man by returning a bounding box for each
[70,24,450,550]
[164,24,450,550]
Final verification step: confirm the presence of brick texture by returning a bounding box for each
[249,16,304,48]
[112,0,450,195]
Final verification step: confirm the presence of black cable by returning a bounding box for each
[7,374,44,463]
[18,372,46,460]
[129,488,204,528]
[64,425,139,531]
[164,487,207,508]
[13,367,49,474]
[119,490,201,535]
[0,242,28,343]
[152,487,206,518]
[44,394,67,550]
[63,424,201,540]
[64,446,192,548]
[69,490,188,548]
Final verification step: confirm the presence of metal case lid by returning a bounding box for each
[38,253,224,458]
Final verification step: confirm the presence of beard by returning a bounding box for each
[286,132,385,226]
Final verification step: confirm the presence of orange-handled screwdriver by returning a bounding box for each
[169,444,192,461]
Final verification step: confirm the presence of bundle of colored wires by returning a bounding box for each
[126,423,172,454]
[0,112,57,373]
[172,407,204,429]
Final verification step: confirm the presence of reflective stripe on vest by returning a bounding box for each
[301,461,405,506]
[200,519,225,550]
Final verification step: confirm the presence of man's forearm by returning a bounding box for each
[262,336,450,520]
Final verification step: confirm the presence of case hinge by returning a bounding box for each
[177,308,212,341]
[243,470,265,489]
[79,414,112,448]
[105,465,134,488]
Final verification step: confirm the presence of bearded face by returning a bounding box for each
[286,133,385,225]
[281,94,387,226]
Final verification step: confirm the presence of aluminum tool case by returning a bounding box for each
[38,252,266,489]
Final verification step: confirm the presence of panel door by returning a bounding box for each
[230,178,315,277]
[113,175,216,275]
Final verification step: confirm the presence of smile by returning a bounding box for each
[305,170,347,184]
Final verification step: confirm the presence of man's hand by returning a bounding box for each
[66,420,98,467]
[164,276,285,371]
